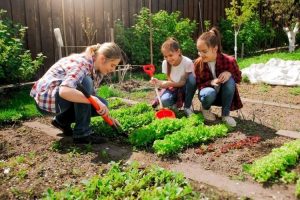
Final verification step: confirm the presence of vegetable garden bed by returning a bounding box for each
[1,80,300,199]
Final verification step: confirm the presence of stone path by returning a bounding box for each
[23,121,63,139]
[241,97,300,110]
[171,162,293,200]
[275,130,300,139]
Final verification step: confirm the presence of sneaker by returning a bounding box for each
[222,116,236,127]
[184,107,194,117]
[73,133,108,144]
[51,117,73,136]
[202,109,216,121]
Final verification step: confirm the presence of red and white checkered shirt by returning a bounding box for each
[30,53,103,113]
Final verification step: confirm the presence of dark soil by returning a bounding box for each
[0,80,299,199]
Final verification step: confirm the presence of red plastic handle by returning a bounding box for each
[87,97,114,126]
[77,83,114,126]
[143,64,155,77]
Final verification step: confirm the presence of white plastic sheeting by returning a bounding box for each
[241,58,300,86]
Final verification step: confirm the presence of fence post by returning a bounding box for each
[53,28,64,59]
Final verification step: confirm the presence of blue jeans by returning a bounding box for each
[160,73,196,108]
[198,77,235,116]
[55,76,108,138]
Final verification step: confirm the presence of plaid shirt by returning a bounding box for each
[194,53,243,111]
[30,53,103,113]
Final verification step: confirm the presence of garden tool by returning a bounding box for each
[77,83,126,136]
[143,64,176,119]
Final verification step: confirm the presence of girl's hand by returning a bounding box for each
[150,78,162,87]
[93,96,109,116]
[150,77,159,85]
[218,71,231,83]
[211,78,220,86]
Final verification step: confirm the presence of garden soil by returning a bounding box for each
[0,81,299,199]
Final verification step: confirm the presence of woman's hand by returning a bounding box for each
[111,118,121,128]
[93,96,109,116]
[218,71,231,83]
[211,78,220,86]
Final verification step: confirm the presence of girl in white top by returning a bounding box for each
[150,38,196,116]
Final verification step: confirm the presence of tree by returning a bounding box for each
[262,0,300,52]
[225,0,260,59]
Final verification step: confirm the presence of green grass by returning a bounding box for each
[97,85,124,98]
[289,86,300,96]
[0,88,41,124]
[237,48,300,69]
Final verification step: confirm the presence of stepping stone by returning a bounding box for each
[241,97,300,110]
[171,162,291,200]
[275,130,300,139]
[23,121,64,139]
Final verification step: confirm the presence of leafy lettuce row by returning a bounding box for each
[153,124,228,156]
[244,139,300,183]
[91,103,154,137]
[44,162,198,199]
[296,179,300,198]
[129,114,204,147]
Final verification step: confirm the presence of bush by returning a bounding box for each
[115,8,197,68]
[0,9,44,84]
[219,15,275,56]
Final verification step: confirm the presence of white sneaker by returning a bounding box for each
[222,116,236,127]
[202,109,216,121]
[184,107,194,117]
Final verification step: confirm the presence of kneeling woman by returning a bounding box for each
[194,27,243,127]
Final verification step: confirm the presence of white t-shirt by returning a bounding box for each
[208,61,217,79]
[162,56,194,83]
[208,61,220,93]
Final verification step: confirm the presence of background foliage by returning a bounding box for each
[115,8,197,68]
[219,15,276,56]
[0,9,44,85]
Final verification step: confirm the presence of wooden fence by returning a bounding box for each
[0,0,231,76]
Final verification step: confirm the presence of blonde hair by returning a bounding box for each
[85,42,123,61]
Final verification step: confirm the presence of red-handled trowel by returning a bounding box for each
[77,83,126,136]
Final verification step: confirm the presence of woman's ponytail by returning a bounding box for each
[85,43,101,57]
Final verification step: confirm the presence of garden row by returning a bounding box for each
[244,139,300,198]
[44,162,199,199]
[91,100,229,156]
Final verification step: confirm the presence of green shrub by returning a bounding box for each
[219,15,275,56]
[97,85,123,98]
[154,73,167,80]
[115,8,197,68]
[289,86,300,96]
[0,9,44,84]
[242,75,250,83]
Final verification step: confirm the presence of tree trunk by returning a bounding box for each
[284,22,299,53]
[234,30,238,59]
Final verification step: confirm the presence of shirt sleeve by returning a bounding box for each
[162,60,167,74]
[185,60,194,73]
